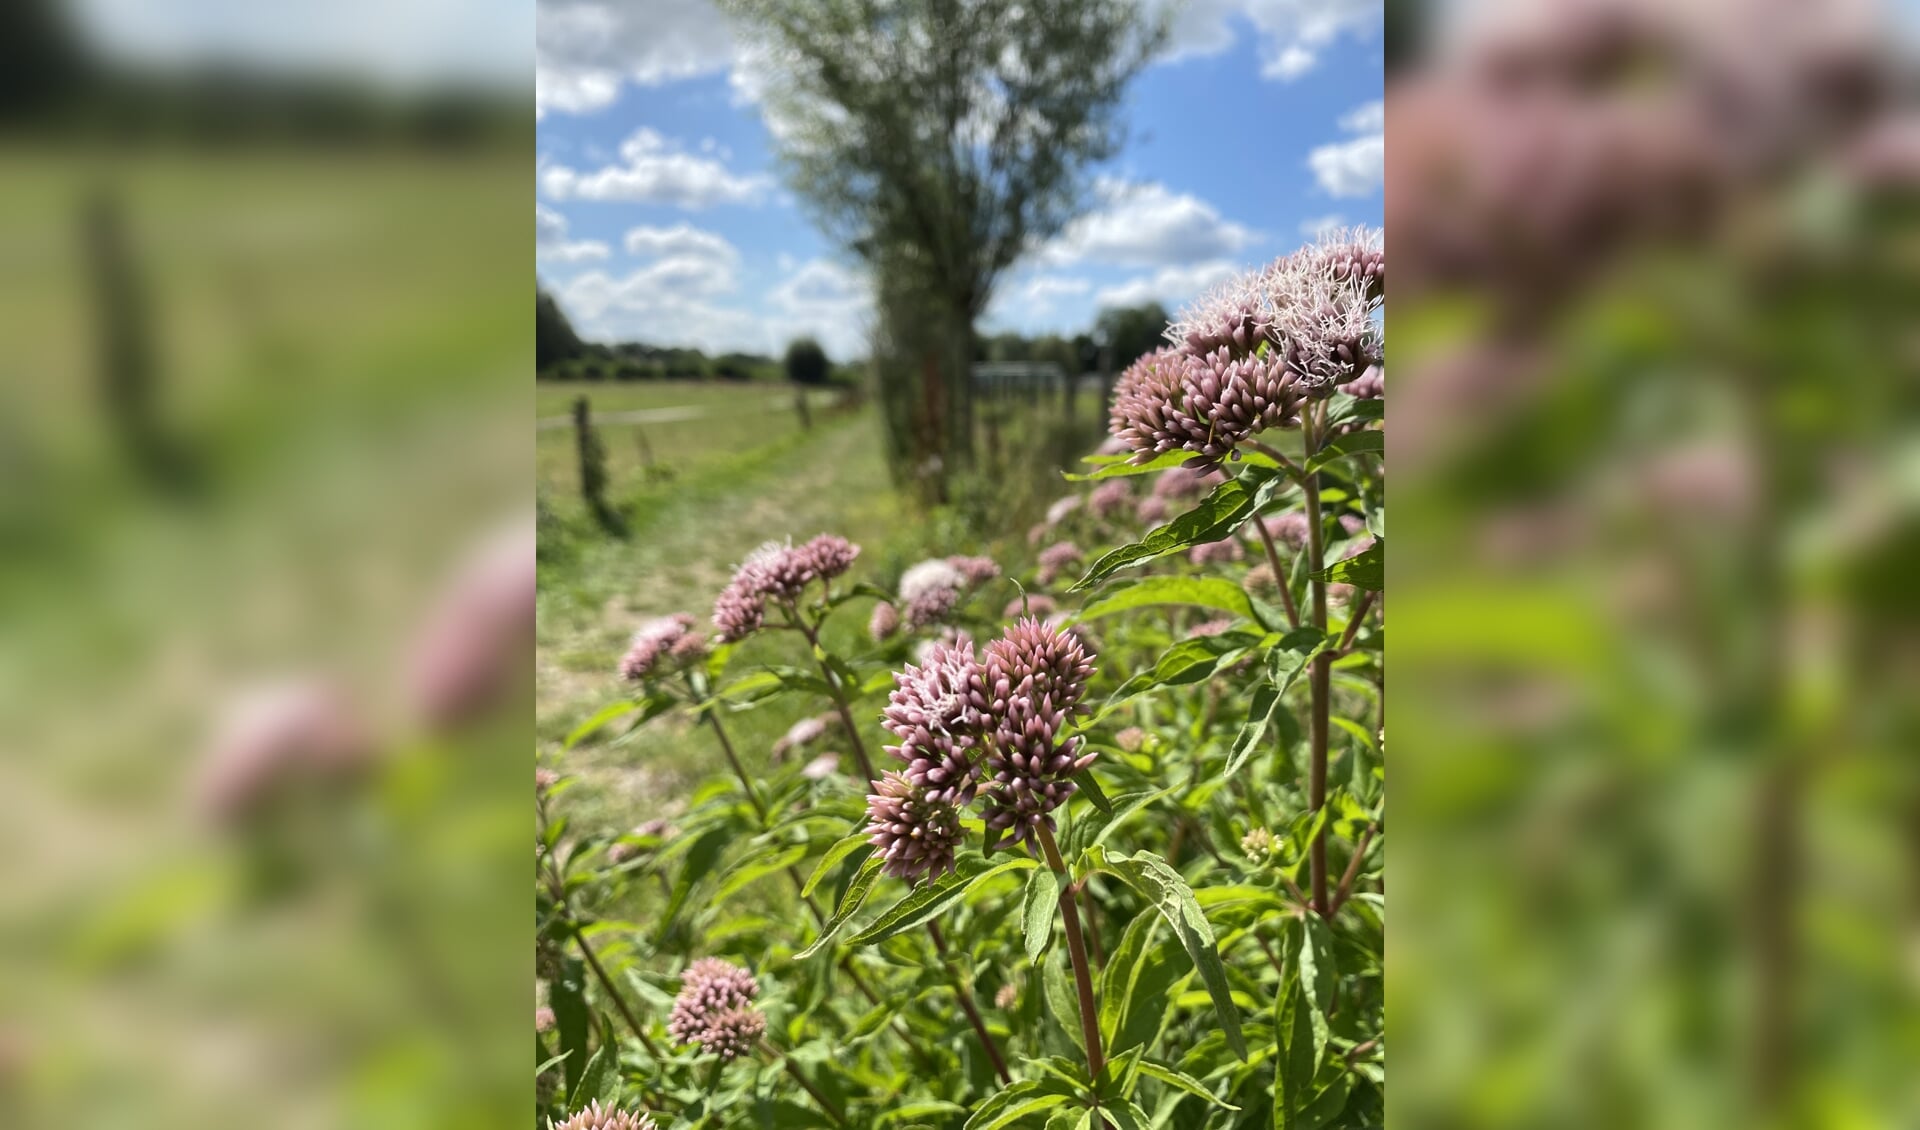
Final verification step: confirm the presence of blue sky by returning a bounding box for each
[536,0,1385,359]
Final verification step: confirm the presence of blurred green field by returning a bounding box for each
[534,381,846,501]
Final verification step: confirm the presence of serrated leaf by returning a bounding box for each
[794,856,884,959]
[801,833,872,898]
[963,1080,1077,1130]
[1072,576,1256,625]
[844,857,1038,946]
[1222,629,1327,781]
[1311,540,1382,591]
[714,843,808,902]
[1083,847,1247,1061]
[568,1043,615,1110]
[1304,430,1383,473]
[1064,449,1191,481]
[1022,868,1060,963]
[1137,1060,1238,1110]
[1071,470,1283,590]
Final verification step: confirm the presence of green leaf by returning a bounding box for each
[568,1043,615,1110]
[1222,629,1327,781]
[1104,1100,1154,1130]
[1137,1060,1238,1110]
[549,958,590,1099]
[1022,868,1060,963]
[1304,430,1383,473]
[1083,847,1247,1061]
[1102,918,1182,1058]
[880,1100,970,1124]
[1074,768,1112,814]
[1296,1075,1351,1130]
[1324,394,1383,429]
[794,856,884,959]
[801,833,872,898]
[565,695,671,750]
[1071,470,1283,590]
[1070,788,1171,858]
[1044,953,1085,1055]
[713,843,808,902]
[1064,449,1191,481]
[844,857,1038,946]
[1098,634,1258,715]
[963,1081,1077,1130]
[1072,576,1256,625]
[1311,540,1382,591]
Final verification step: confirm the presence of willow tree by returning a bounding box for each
[721,0,1164,493]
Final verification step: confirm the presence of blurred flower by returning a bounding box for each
[1188,539,1246,567]
[1115,726,1148,753]
[1088,479,1133,519]
[193,678,374,824]
[797,533,861,581]
[701,1005,767,1061]
[801,752,841,780]
[1036,541,1083,586]
[899,558,966,604]
[636,818,676,839]
[1245,562,1277,592]
[1003,593,1057,619]
[669,958,762,1058]
[606,840,639,865]
[1241,826,1274,860]
[995,982,1020,1010]
[550,1100,657,1130]
[1045,495,1082,527]
[1027,522,1048,545]
[618,613,700,682]
[946,554,1002,587]
[1266,511,1311,549]
[536,767,560,793]
[535,1006,556,1034]
[1136,496,1169,524]
[864,770,965,881]
[406,519,535,730]
[905,583,959,630]
[870,600,901,640]
[1153,465,1224,499]
[772,714,830,761]
[1189,618,1236,637]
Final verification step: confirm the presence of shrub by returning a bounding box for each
[784,337,830,385]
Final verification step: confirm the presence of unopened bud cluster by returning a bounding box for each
[865,617,1099,879]
[713,534,861,642]
[668,958,766,1060]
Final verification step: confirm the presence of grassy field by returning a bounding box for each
[535,381,1106,834]
[535,380,848,504]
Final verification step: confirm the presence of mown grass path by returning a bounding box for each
[536,409,898,827]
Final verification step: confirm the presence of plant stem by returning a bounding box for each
[576,925,667,1060]
[1302,408,1331,918]
[1250,516,1301,629]
[1327,822,1378,916]
[703,706,769,823]
[928,921,1014,1084]
[764,1040,847,1127]
[792,613,878,781]
[1036,822,1105,1086]
[1336,589,1376,653]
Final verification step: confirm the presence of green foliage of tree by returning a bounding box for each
[536,287,586,374]
[720,0,1167,494]
[1095,301,1171,371]
[785,337,831,385]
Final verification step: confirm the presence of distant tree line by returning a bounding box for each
[537,288,851,385]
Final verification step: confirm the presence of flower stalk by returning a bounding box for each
[1036,821,1105,1090]
[1301,407,1332,918]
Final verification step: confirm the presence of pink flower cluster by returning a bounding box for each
[865,617,1099,879]
[549,1101,657,1130]
[712,534,861,642]
[1109,230,1384,469]
[618,613,707,682]
[668,958,765,1060]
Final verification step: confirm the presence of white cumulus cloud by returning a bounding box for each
[1045,179,1259,268]
[540,127,773,208]
[1095,260,1242,310]
[535,204,610,263]
[1159,0,1382,83]
[536,0,736,118]
[1308,101,1385,198]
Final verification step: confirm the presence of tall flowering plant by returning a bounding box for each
[536,229,1384,1129]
